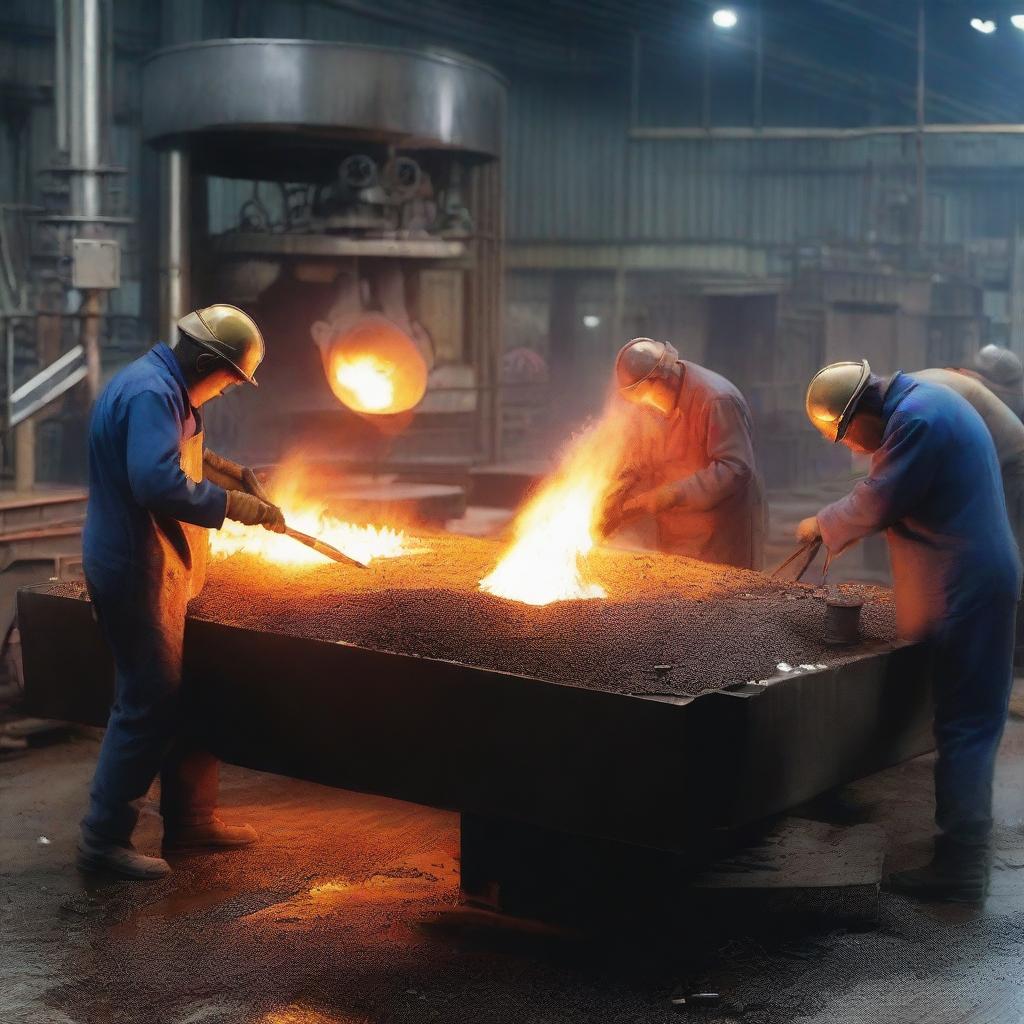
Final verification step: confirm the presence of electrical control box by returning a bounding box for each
[71,238,121,290]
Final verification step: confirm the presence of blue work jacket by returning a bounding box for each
[82,343,227,600]
[818,372,1021,640]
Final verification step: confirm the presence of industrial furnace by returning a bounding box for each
[142,40,506,468]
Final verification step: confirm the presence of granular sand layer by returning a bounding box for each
[185,533,897,697]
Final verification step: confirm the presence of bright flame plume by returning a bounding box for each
[333,355,396,413]
[209,468,411,567]
[480,409,630,605]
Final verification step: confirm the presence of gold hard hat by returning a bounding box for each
[177,304,265,387]
[805,359,871,442]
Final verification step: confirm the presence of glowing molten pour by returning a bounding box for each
[320,315,428,415]
[209,471,410,566]
[333,355,396,413]
[480,413,627,606]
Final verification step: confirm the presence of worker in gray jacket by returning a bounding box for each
[602,338,765,570]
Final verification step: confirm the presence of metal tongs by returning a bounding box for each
[770,538,823,583]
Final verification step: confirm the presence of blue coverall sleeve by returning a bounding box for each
[125,391,227,528]
[817,416,939,555]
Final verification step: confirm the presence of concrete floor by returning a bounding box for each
[4,694,1024,1024]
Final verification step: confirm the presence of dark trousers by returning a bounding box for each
[932,596,1017,846]
[82,586,218,844]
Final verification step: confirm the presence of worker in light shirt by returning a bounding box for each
[601,338,765,570]
[79,305,285,880]
[800,360,1020,903]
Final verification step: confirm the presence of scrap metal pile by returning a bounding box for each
[190,536,896,698]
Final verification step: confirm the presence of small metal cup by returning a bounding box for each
[823,594,864,645]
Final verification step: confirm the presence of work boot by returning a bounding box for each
[886,836,990,903]
[77,829,172,881]
[163,817,257,852]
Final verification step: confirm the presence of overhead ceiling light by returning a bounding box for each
[582,315,601,329]
[712,8,738,29]
[970,18,997,33]
[1012,14,1024,29]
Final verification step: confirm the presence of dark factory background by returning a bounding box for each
[3,0,1024,491]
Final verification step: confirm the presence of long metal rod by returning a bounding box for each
[283,526,367,568]
[629,31,641,131]
[614,35,635,357]
[914,0,927,251]
[701,22,711,131]
[9,345,86,404]
[631,123,1024,141]
[54,0,68,154]
[753,0,764,130]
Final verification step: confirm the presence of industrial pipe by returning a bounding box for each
[66,0,107,401]
[68,0,103,222]
[159,148,189,345]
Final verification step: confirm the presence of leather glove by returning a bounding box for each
[622,483,679,517]
[598,473,646,537]
[225,490,286,533]
[204,450,273,504]
[796,515,822,544]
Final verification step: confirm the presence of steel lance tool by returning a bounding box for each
[283,525,368,568]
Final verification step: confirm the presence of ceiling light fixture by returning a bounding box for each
[712,9,738,29]
[970,18,997,33]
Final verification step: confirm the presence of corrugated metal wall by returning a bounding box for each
[505,75,1024,252]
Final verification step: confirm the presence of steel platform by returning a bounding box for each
[19,584,933,859]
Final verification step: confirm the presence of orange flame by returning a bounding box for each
[209,468,412,566]
[480,409,629,605]
[333,355,396,413]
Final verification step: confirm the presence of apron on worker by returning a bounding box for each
[133,421,208,637]
[178,425,209,598]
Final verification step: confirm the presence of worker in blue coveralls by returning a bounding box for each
[77,304,286,880]
[799,359,1021,902]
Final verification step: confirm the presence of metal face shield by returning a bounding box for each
[626,375,679,417]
